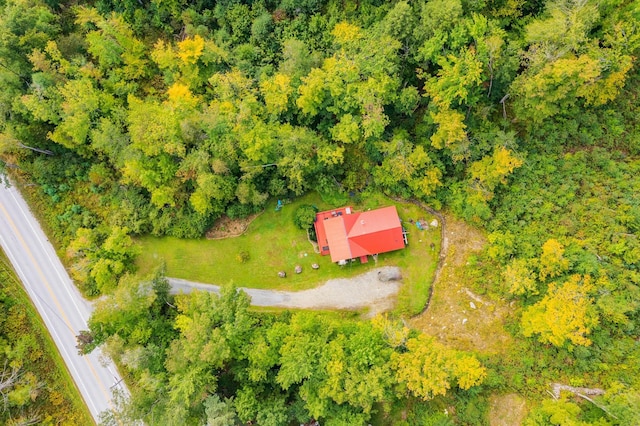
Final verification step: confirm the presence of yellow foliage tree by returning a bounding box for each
[510,0,637,122]
[521,275,599,347]
[511,54,600,123]
[166,82,198,108]
[469,146,523,192]
[391,334,486,400]
[392,335,451,400]
[578,52,633,106]
[465,146,523,217]
[331,22,363,44]
[453,354,487,390]
[330,113,361,144]
[374,133,443,199]
[425,49,484,109]
[504,258,539,296]
[259,73,293,115]
[539,238,569,280]
[371,314,410,348]
[152,35,227,92]
[296,67,326,116]
[177,35,205,65]
[430,107,469,160]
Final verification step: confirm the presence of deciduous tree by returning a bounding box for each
[391,334,486,400]
[521,274,599,347]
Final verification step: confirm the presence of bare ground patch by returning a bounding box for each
[205,213,261,239]
[410,215,512,354]
[488,393,528,426]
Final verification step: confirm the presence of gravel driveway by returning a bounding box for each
[168,266,402,315]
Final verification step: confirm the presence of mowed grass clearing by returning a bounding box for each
[137,192,440,314]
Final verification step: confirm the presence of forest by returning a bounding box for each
[0,0,639,424]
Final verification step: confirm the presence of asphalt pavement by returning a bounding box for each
[0,180,127,423]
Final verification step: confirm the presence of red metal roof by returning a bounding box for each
[314,205,404,263]
[314,207,352,256]
[323,217,351,261]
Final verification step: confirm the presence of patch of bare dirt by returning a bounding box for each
[488,393,528,426]
[410,215,513,354]
[205,213,261,239]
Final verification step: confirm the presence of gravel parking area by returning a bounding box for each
[168,266,402,316]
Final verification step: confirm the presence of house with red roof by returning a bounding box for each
[314,205,406,264]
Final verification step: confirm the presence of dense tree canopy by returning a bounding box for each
[2,0,637,243]
[1,0,639,423]
[91,282,486,425]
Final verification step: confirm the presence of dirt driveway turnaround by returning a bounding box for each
[168,266,402,316]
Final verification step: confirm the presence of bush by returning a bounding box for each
[236,251,250,263]
[293,204,317,230]
[227,203,258,219]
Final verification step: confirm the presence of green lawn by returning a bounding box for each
[137,192,440,315]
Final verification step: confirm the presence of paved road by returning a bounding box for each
[0,181,127,423]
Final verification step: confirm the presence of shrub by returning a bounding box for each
[236,251,250,263]
[293,204,317,230]
[227,203,258,219]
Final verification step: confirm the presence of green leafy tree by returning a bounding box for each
[67,226,138,294]
[602,383,640,425]
[523,398,600,426]
[294,204,317,230]
[273,313,395,422]
[162,285,255,422]
[504,258,539,296]
[204,394,239,426]
[49,78,113,155]
[511,0,638,123]
[75,6,150,90]
[86,272,171,352]
[0,0,60,77]
[374,130,443,199]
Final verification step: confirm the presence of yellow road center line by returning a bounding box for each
[0,202,114,410]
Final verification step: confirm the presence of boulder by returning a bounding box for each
[278,271,286,278]
[377,267,402,282]
[311,263,320,269]
[294,265,302,274]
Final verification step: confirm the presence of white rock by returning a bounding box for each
[470,301,477,309]
[462,318,468,325]
[430,219,439,227]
